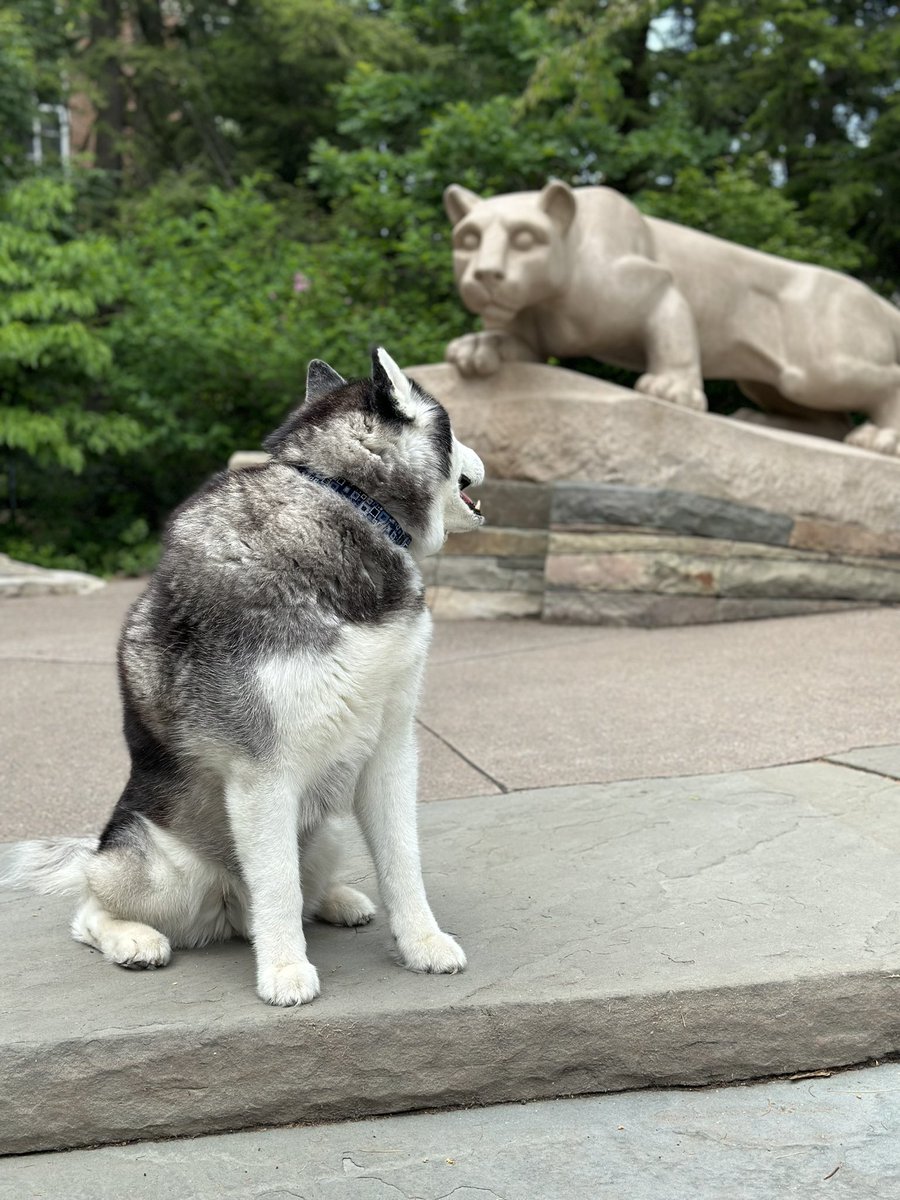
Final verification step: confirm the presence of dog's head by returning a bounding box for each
[263,347,484,558]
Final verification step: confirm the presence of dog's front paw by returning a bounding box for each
[257,959,321,1007]
[398,930,467,975]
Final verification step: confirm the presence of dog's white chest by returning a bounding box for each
[255,615,430,777]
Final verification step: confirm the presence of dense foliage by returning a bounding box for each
[1,0,897,571]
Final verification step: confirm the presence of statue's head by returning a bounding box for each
[443,181,576,321]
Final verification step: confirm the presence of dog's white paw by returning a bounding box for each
[106,925,172,970]
[257,959,321,1007]
[398,930,467,975]
[316,884,376,927]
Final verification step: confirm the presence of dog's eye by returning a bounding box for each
[459,474,472,489]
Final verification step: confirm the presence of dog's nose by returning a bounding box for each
[474,267,504,283]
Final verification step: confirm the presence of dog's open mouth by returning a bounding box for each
[460,492,482,514]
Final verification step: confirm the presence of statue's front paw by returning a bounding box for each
[637,373,707,413]
[845,422,900,457]
[446,332,505,378]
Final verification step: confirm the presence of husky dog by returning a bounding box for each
[6,348,484,1006]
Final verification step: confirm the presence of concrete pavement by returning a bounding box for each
[4,1063,898,1199]
[4,581,900,837]
[2,584,900,1164]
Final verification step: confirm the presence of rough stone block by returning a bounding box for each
[717,558,900,602]
[790,518,900,559]
[551,483,794,546]
[547,531,825,562]
[465,480,551,529]
[426,586,542,619]
[543,590,869,627]
[436,555,544,594]
[546,552,718,595]
[408,362,900,538]
[547,549,900,602]
[441,527,549,558]
[418,558,438,587]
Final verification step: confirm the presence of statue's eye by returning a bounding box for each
[512,229,536,250]
[457,230,480,251]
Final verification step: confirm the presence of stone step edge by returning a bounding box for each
[3,967,898,1156]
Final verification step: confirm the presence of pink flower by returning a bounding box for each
[293,272,311,294]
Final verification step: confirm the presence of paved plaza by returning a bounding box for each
[2,581,899,1189]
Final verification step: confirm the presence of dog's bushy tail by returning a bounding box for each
[1,837,96,896]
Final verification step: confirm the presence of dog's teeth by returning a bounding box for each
[474,500,481,513]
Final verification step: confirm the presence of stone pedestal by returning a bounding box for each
[409,363,900,626]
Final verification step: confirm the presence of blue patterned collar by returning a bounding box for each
[295,466,412,549]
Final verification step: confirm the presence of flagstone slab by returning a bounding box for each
[2,756,899,1154]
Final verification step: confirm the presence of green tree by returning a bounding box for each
[3,0,898,571]
[0,176,152,570]
[0,176,138,472]
[0,9,38,177]
[677,0,900,288]
[68,0,411,186]
[0,0,78,181]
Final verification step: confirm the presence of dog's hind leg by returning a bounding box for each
[73,816,234,969]
[72,894,172,969]
[302,818,376,927]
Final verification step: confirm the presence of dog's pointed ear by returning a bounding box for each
[444,184,482,226]
[306,359,346,403]
[371,346,417,422]
[539,179,576,234]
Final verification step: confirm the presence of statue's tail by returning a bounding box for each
[1,837,96,896]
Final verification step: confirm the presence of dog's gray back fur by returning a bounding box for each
[104,358,453,858]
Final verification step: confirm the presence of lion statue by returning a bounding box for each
[444,180,900,456]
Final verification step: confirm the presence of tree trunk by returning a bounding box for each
[89,0,126,174]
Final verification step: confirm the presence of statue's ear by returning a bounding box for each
[306,359,346,403]
[540,180,576,234]
[444,184,482,226]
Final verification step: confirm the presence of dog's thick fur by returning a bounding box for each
[5,349,484,1006]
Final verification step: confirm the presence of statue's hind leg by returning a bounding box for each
[768,350,900,457]
[735,379,853,441]
[844,377,900,456]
